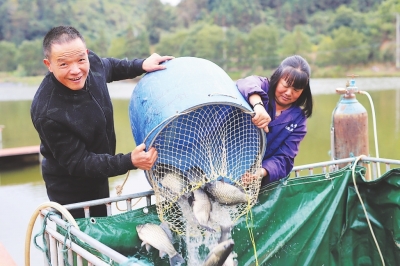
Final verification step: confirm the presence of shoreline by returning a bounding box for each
[0,77,399,102]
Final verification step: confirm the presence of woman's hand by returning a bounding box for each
[252,105,271,133]
[241,168,266,186]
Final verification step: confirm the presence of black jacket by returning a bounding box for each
[31,51,145,215]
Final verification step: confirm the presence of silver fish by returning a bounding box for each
[203,239,235,266]
[188,188,214,232]
[136,223,185,266]
[155,163,187,196]
[205,180,248,205]
[184,166,209,184]
[222,252,238,266]
[219,224,238,266]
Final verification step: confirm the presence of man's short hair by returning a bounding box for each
[43,26,85,58]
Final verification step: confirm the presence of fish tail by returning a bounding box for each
[169,253,185,265]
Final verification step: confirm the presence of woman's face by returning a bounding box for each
[275,77,304,109]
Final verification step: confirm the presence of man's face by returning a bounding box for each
[44,38,89,90]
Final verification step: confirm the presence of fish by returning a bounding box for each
[203,239,235,266]
[136,222,185,266]
[188,187,215,232]
[222,252,238,266]
[184,166,209,184]
[155,163,188,196]
[205,180,248,205]
[218,224,238,266]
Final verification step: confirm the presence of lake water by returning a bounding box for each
[0,78,399,265]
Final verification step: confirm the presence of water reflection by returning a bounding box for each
[0,81,399,265]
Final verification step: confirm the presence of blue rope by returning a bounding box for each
[62,223,73,266]
[33,211,59,265]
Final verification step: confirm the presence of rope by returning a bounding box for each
[62,224,74,266]
[246,208,259,266]
[351,155,385,266]
[115,170,144,211]
[33,211,58,265]
[25,202,78,266]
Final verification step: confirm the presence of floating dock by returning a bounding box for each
[0,145,40,168]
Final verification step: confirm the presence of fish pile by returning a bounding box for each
[136,221,237,266]
[136,164,248,265]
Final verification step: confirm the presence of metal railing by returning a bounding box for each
[37,156,400,265]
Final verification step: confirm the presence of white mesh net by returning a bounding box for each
[145,104,264,237]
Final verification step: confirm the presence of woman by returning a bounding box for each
[237,55,313,186]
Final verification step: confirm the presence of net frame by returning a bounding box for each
[143,103,266,236]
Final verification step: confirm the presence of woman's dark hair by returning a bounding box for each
[268,55,313,118]
[43,26,85,59]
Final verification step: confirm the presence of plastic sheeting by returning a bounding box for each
[74,165,400,265]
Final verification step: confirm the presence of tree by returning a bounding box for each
[0,41,17,71]
[17,39,47,76]
[248,24,280,70]
[330,26,369,66]
[279,26,312,61]
[315,35,334,66]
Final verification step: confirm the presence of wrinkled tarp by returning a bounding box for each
[74,165,400,265]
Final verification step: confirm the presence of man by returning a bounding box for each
[30,26,174,218]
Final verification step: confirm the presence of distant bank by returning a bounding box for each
[0,77,399,102]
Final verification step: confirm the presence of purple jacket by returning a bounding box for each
[236,76,307,185]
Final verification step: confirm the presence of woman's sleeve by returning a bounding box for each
[236,75,269,104]
[262,117,308,182]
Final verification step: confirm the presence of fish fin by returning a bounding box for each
[145,243,152,253]
[169,253,185,266]
[219,223,233,243]
[160,222,175,243]
[203,225,216,233]
[159,250,167,258]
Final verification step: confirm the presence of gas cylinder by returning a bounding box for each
[332,78,370,177]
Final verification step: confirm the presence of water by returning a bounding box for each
[0,78,399,265]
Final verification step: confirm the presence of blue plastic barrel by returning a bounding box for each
[129,57,265,186]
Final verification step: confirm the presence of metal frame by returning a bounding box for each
[37,157,400,265]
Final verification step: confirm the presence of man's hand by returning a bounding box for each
[252,104,271,133]
[142,53,175,72]
[131,143,158,170]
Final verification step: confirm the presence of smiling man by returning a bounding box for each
[31,26,174,218]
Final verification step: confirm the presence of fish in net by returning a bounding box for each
[145,104,264,237]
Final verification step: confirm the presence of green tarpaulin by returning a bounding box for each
[74,165,400,265]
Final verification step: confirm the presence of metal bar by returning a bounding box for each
[127,199,132,211]
[146,195,152,206]
[45,226,111,266]
[84,207,90,218]
[292,157,400,172]
[63,190,154,210]
[68,249,73,266]
[57,242,64,266]
[106,203,112,216]
[42,209,128,263]
[49,235,58,266]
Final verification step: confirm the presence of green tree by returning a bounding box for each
[0,41,17,71]
[279,26,312,61]
[315,35,334,66]
[125,26,150,59]
[155,29,190,57]
[330,26,369,66]
[193,24,224,65]
[17,39,47,76]
[225,27,250,70]
[248,24,280,70]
